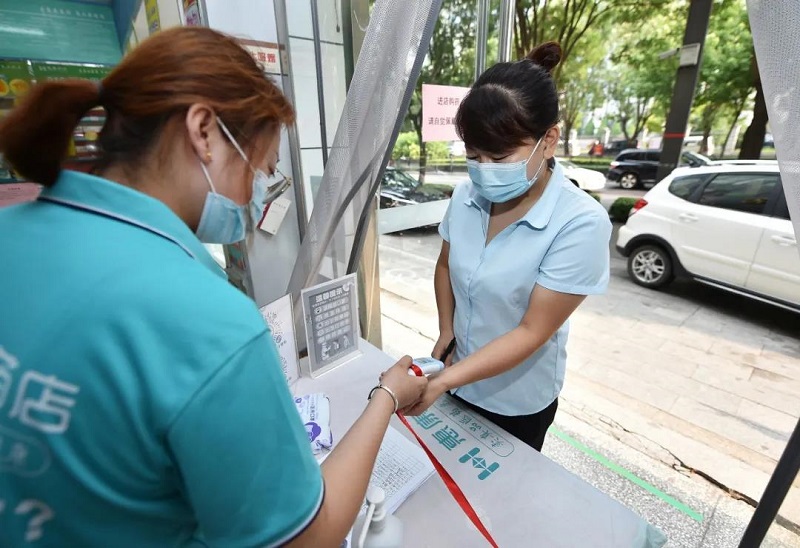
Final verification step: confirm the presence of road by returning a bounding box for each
[377,211,800,547]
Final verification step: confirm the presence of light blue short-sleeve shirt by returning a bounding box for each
[439,162,612,416]
[0,171,323,547]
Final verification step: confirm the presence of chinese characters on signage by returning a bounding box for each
[410,397,516,482]
[0,1,121,65]
[301,274,360,377]
[38,5,106,19]
[240,40,282,75]
[421,84,470,142]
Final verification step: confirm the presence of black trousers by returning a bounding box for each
[453,395,559,452]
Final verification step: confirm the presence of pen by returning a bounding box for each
[439,338,456,362]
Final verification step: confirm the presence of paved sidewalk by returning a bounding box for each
[378,229,800,536]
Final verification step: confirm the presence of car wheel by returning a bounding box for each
[619,172,640,190]
[627,244,673,288]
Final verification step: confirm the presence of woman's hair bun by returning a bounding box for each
[526,41,562,74]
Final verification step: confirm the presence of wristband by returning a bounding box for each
[368,384,399,413]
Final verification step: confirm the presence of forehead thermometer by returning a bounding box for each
[408,357,445,377]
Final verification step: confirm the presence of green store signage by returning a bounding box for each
[0,61,33,98]
[30,63,113,82]
[0,0,121,65]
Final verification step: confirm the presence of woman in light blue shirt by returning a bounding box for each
[0,27,424,547]
[405,42,611,451]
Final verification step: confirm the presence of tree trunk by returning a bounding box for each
[721,102,744,159]
[739,76,768,159]
[619,116,631,143]
[563,121,572,157]
[411,113,427,184]
[418,141,427,185]
[698,105,717,156]
[699,128,711,156]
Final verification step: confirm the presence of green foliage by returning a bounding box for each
[393,132,421,160]
[395,0,756,166]
[690,0,753,155]
[426,141,451,161]
[569,156,612,175]
[610,197,639,222]
[560,31,606,155]
[607,2,684,141]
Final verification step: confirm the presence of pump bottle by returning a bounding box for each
[353,486,403,548]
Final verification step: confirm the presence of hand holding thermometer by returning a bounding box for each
[408,357,446,377]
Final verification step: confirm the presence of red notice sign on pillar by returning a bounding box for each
[422,84,470,142]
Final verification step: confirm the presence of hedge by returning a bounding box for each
[610,197,639,222]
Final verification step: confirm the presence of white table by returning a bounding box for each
[294,341,667,547]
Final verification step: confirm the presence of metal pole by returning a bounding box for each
[310,0,330,166]
[656,0,713,182]
[475,0,489,78]
[739,417,800,547]
[498,0,514,62]
[273,0,310,236]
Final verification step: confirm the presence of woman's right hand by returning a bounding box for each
[432,333,455,367]
[379,356,427,410]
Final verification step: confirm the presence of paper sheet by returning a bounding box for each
[259,294,299,385]
[367,425,435,515]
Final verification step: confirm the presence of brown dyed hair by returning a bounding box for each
[456,41,562,155]
[0,27,295,187]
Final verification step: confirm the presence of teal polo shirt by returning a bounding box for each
[440,162,612,416]
[0,171,323,547]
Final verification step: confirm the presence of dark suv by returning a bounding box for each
[607,149,710,189]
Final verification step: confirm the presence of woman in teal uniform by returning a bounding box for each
[0,27,425,547]
[405,43,611,452]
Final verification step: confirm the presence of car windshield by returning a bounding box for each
[384,169,419,191]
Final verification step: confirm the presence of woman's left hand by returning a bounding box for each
[400,376,449,416]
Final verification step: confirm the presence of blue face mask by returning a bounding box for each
[195,118,291,243]
[195,162,247,244]
[467,139,546,203]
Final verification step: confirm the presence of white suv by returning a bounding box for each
[616,164,800,312]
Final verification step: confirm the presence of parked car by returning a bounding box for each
[379,167,452,209]
[607,149,712,190]
[616,164,799,312]
[604,139,637,157]
[558,159,606,191]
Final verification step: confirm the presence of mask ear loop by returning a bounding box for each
[199,162,219,193]
[218,117,292,205]
[217,117,255,172]
[525,137,544,163]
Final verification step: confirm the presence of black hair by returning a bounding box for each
[456,41,562,155]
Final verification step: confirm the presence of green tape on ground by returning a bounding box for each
[550,426,704,523]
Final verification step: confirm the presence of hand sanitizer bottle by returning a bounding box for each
[354,486,403,548]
